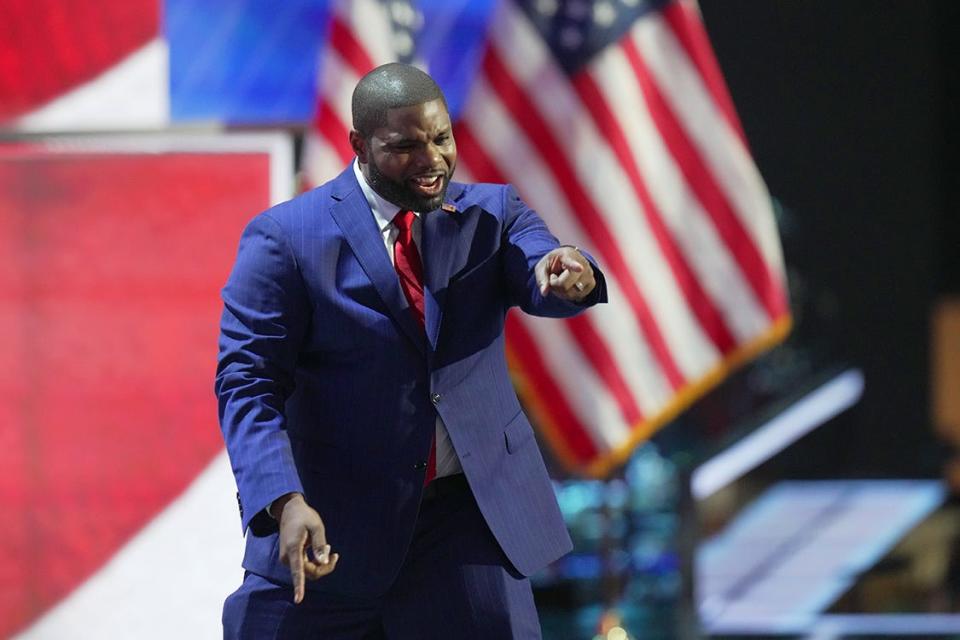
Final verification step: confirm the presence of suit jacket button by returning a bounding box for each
[430,393,441,405]
[414,461,428,470]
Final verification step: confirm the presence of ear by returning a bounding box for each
[349,130,368,164]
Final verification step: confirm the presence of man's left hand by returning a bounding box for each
[536,246,596,302]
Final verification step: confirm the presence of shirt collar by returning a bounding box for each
[353,159,417,231]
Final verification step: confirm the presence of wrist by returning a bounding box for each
[268,492,303,520]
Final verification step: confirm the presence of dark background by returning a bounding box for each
[693,1,959,478]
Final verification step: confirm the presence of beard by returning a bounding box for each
[365,160,453,213]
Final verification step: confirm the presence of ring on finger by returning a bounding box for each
[574,282,585,292]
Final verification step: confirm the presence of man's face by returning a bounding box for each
[352,99,457,212]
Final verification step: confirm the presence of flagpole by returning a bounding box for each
[675,467,703,640]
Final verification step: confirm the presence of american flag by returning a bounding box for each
[302,0,791,478]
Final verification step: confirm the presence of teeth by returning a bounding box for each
[414,176,440,186]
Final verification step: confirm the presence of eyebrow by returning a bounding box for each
[384,129,451,145]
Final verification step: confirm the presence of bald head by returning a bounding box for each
[351,63,447,139]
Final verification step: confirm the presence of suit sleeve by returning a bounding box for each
[215,213,307,536]
[499,184,608,316]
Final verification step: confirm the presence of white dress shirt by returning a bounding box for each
[352,160,463,478]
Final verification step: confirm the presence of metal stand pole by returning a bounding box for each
[676,468,703,640]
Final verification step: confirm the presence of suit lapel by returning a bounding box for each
[422,182,468,350]
[329,171,427,355]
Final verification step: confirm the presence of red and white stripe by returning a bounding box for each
[301,0,396,187]
[14,39,169,133]
[458,0,791,476]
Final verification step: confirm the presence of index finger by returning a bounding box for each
[288,545,306,604]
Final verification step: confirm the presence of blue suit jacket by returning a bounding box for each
[216,166,607,597]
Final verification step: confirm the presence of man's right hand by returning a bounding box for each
[274,492,339,603]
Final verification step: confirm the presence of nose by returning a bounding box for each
[416,143,443,170]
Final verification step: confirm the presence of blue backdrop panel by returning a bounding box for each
[417,0,496,119]
[167,0,330,124]
[166,0,496,125]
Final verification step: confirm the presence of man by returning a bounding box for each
[217,63,607,638]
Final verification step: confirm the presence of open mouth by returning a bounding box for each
[409,174,445,198]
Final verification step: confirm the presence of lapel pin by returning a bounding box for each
[440,203,457,214]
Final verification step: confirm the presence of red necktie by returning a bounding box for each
[392,210,436,485]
